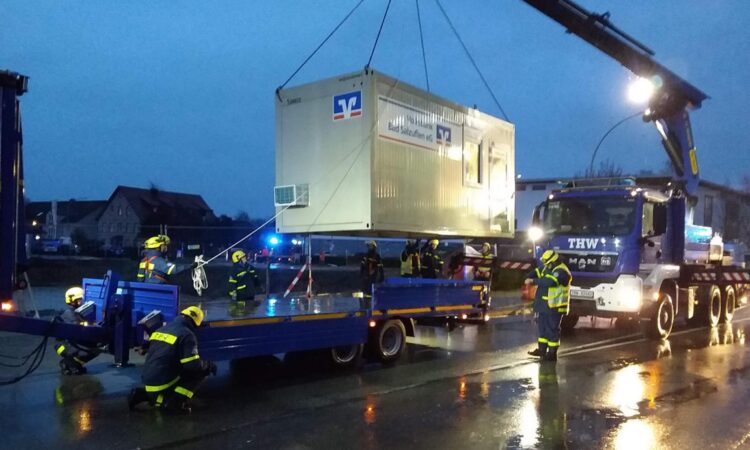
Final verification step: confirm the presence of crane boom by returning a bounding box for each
[521,0,708,196]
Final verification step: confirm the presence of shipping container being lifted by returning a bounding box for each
[274,68,515,238]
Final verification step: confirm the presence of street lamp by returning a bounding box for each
[588,77,658,176]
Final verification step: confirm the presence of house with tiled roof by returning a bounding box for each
[26,200,106,241]
[97,185,215,250]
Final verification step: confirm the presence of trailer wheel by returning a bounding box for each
[642,293,674,340]
[721,285,736,323]
[707,285,722,327]
[560,314,579,334]
[369,320,406,363]
[329,344,363,368]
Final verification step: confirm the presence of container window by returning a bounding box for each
[532,185,547,191]
[464,141,482,186]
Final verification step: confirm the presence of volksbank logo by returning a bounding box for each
[567,238,603,249]
[436,124,451,145]
[333,91,362,121]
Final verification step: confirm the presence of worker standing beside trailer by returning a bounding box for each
[55,287,101,375]
[128,306,217,413]
[137,235,195,284]
[525,250,571,362]
[421,239,444,279]
[360,241,385,297]
[400,239,421,278]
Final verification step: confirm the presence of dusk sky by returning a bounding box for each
[3,1,749,218]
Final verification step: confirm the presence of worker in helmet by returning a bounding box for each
[137,235,195,284]
[473,242,494,282]
[228,249,261,306]
[421,239,444,279]
[400,239,421,278]
[525,249,572,362]
[128,306,217,413]
[360,240,384,296]
[55,287,101,375]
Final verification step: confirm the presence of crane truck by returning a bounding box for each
[521,0,750,339]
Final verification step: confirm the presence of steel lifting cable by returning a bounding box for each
[366,0,393,68]
[433,0,510,122]
[415,0,430,91]
[277,0,365,94]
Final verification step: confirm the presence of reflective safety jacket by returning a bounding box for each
[528,262,572,314]
[361,251,385,283]
[400,247,421,276]
[142,316,204,390]
[138,249,176,284]
[421,248,444,279]
[228,261,261,300]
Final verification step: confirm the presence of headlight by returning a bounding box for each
[528,226,544,242]
[622,288,642,309]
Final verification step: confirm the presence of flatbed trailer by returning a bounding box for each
[0,271,490,369]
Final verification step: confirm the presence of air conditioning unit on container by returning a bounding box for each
[274,184,309,208]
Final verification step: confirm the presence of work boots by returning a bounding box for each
[127,387,149,410]
[59,357,86,375]
[528,343,547,358]
[545,347,558,362]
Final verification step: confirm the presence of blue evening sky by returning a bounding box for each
[2,1,748,217]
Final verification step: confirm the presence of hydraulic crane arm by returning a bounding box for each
[521,0,708,196]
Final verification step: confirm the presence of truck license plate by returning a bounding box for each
[571,289,594,299]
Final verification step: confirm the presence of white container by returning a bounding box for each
[274,69,515,238]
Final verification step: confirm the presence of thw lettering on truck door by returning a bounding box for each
[567,238,600,249]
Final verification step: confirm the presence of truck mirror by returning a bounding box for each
[531,202,544,225]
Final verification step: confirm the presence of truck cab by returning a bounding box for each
[530,180,676,323]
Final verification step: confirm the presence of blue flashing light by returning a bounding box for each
[268,235,280,246]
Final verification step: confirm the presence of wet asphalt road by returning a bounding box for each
[2,308,750,449]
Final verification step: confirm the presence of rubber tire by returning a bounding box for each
[642,293,674,340]
[369,320,406,363]
[707,285,721,327]
[329,344,363,369]
[721,285,736,323]
[560,314,579,333]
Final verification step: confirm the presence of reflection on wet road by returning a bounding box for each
[2,312,750,449]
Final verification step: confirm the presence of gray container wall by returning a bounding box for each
[275,69,515,238]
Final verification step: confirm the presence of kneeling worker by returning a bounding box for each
[525,250,571,362]
[128,306,217,413]
[55,287,101,375]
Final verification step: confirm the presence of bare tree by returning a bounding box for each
[741,174,750,193]
[575,158,624,178]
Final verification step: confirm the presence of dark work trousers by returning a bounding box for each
[146,371,206,408]
[538,311,563,348]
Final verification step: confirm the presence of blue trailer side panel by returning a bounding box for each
[82,279,179,324]
[198,314,368,361]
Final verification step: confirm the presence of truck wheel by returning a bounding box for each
[560,314,579,334]
[707,285,721,327]
[642,294,674,340]
[329,344,363,368]
[721,285,736,323]
[369,320,406,363]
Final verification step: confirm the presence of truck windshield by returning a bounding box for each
[542,197,637,236]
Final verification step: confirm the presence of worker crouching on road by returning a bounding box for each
[421,239,444,279]
[228,250,261,306]
[473,242,494,282]
[400,239,421,278]
[128,306,217,413]
[525,250,572,362]
[55,287,101,375]
[137,235,196,284]
[360,240,385,297]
